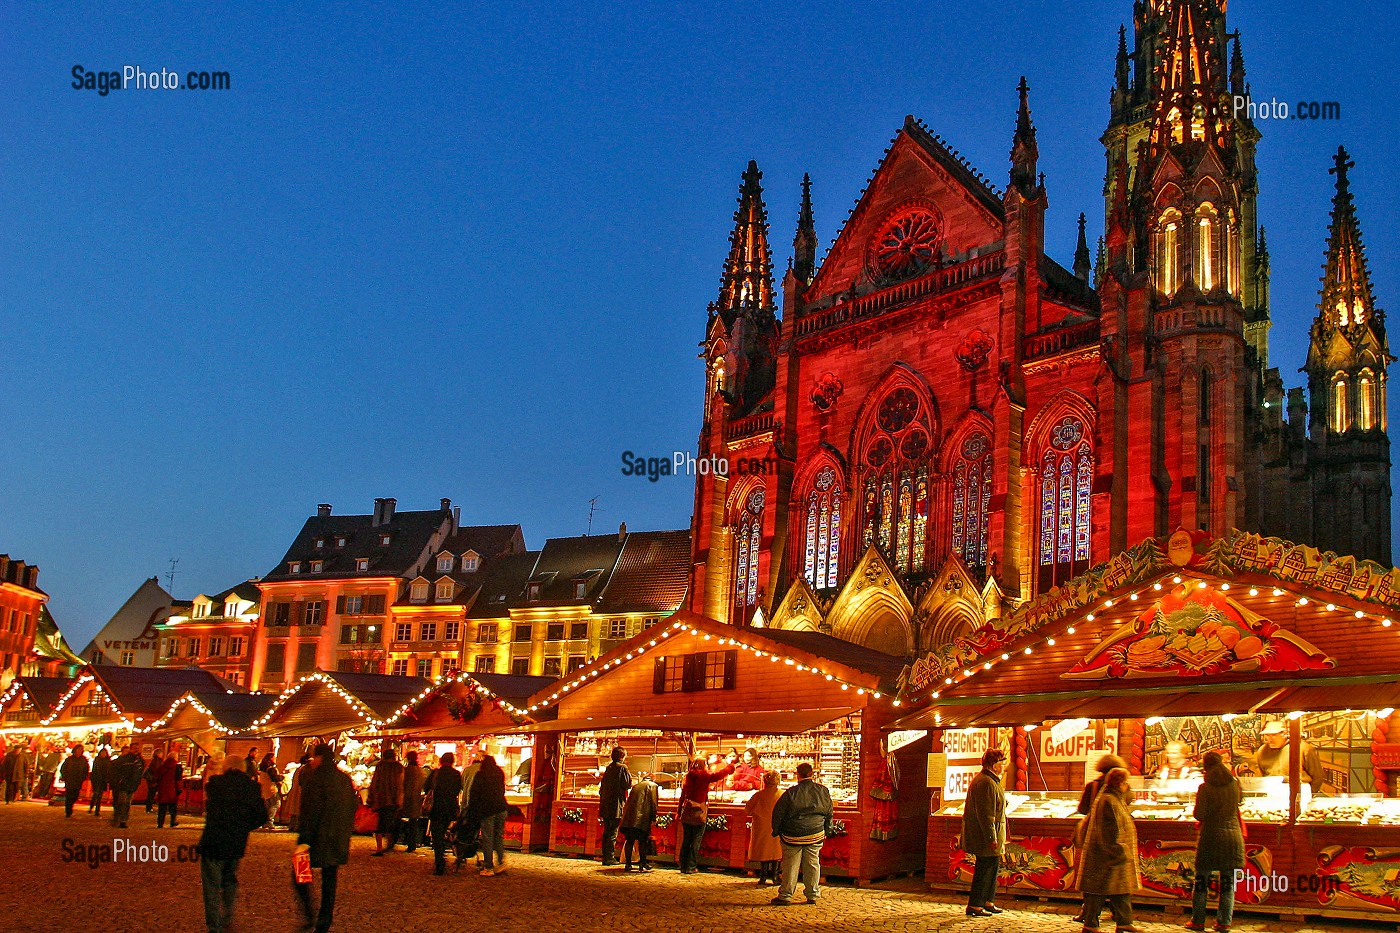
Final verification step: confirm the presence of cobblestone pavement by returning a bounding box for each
[0,800,1392,933]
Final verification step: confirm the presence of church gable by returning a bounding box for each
[805,118,1006,305]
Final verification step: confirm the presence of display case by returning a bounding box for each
[1298,794,1400,825]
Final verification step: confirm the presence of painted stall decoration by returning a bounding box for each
[951,835,1074,891]
[1316,845,1400,913]
[1064,585,1333,680]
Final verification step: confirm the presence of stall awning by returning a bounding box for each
[885,676,1400,730]
[502,707,859,736]
[354,722,523,740]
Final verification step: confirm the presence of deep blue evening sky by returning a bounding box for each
[2,1,1395,649]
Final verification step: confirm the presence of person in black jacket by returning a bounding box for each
[597,747,631,867]
[198,755,267,933]
[59,744,89,818]
[426,752,464,876]
[465,756,509,876]
[109,746,145,829]
[293,744,358,933]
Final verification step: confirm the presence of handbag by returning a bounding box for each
[680,798,707,826]
[422,772,436,815]
[293,846,313,884]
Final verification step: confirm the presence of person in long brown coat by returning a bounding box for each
[1072,767,1140,932]
[366,749,404,856]
[744,771,783,885]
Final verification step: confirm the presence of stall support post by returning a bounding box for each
[1288,715,1302,822]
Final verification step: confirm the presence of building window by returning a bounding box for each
[315,538,325,549]
[1038,415,1094,590]
[343,595,364,615]
[1359,371,1377,429]
[193,602,209,619]
[1158,212,1181,297]
[1333,375,1350,433]
[444,621,460,642]
[513,624,532,643]
[475,655,496,673]
[120,650,135,666]
[511,658,529,676]
[607,619,629,640]
[209,637,224,657]
[567,655,586,672]
[303,600,325,627]
[1200,369,1213,424]
[442,657,459,675]
[546,623,565,642]
[420,622,438,642]
[1196,207,1216,291]
[437,555,454,573]
[310,560,323,574]
[159,637,174,659]
[802,465,843,591]
[643,617,660,630]
[336,536,347,548]
[410,582,429,603]
[417,658,434,679]
[527,582,542,602]
[224,600,240,618]
[859,387,931,577]
[355,558,369,572]
[395,622,412,642]
[229,636,244,657]
[653,650,737,694]
[289,562,301,575]
[733,487,765,620]
[296,643,317,672]
[227,671,243,686]
[264,644,286,673]
[380,534,392,546]
[391,659,409,677]
[462,555,479,573]
[189,638,202,658]
[271,603,292,627]
[569,622,588,641]
[476,623,498,644]
[436,580,454,602]
[543,656,562,677]
[951,432,994,574]
[574,581,587,599]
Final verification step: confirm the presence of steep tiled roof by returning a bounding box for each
[15,676,76,714]
[440,525,525,559]
[597,530,691,614]
[90,665,245,720]
[466,552,540,619]
[514,534,626,608]
[262,507,451,582]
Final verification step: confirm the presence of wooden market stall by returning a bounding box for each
[363,669,559,850]
[136,690,278,813]
[524,610,928,884]
[893,529,1400,923]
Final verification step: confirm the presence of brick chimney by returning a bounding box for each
[318,503,333,517]
[619,522,628,542]
[23,565,38,590]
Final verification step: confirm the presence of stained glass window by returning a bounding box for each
[734,488,765,618]
[803,466,843,590]
[953,432,992,572]
[1039,415,1093,589]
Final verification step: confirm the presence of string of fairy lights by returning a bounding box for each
[523,618,900,713]
[904,572,1400,714]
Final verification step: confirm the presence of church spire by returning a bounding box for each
[1010,76,1040,194]
[1319,147,1380,333]
[793,172,817,286]
[715,160,777,326]
[1074,213,1092,282]
[1229,32,1246,97]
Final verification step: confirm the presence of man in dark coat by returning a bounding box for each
[198,755,267,933]
[89,747,112,816]
[35,745,61,798]
[59,744,89,817]
[597,747,632,867]
[109,745,145,828]
[1,745,19,803]
[425,752,464,875]
[1189,751,1244,931]
[961,748,1008,918]
[293,744,358,933]
[769,762,834,906]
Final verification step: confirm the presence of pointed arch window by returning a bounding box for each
[733,488,765,618]
[1196,205,1217,291]
[1038,415,1094,590]
[1359,370,1376,430]
[1158,211,1181,297]
[951,432,993,573]
[803,466,843,590]
[859,387,932,576]
[1332,375,1350,433]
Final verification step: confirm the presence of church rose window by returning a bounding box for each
[734,488,765,616]
[803,465,843,590]
[1038,415,1093,590]
[952,431,993,571]
[873,211,940,281]
[861,387,933,576]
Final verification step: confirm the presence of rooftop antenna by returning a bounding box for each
[165,558,179,594]
[586,496,603,536]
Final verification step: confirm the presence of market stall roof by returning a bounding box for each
[356,669,559,739]
[37,665,246,727]
[138,690,279,739]
[0,675,77,717]
[250,670,434,737]
[895,528,1400,727]
[503,707,859,736]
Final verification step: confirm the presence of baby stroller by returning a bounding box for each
[444,811,479,872]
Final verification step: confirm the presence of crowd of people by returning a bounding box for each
[962,746,1249,933]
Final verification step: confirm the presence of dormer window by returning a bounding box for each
[380,534,392,547]
[335,536,347,548]
[193,602,209,619]
[527,582,542,602]
[314,538,325,549]
[436,580,454,602]
[574,581,587,599]
[437,554,455,573]
[310,560,323,574]
[462,553,479,573]
[355,558,369,572]
[225,601,239,618]
[289,562,302,575]
[410,581,429,603]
